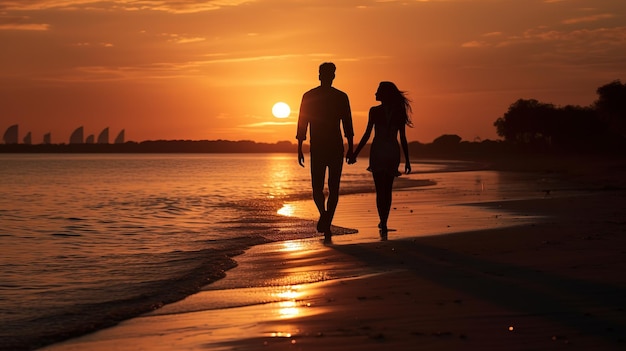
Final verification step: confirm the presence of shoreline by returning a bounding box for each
[40,164,626,350]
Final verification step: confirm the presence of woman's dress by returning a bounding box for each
[367,105,402,177]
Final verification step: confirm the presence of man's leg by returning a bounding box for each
[325,154,344,234]
[310,155,327,232]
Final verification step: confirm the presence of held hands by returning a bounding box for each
[346,150,357,164]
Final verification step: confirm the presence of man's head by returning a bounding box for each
[318,62,336,86]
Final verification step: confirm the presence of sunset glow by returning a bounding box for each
[1,0,624,144]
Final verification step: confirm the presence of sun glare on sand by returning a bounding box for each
[272,102,291,118]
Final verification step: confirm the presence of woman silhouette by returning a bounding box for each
[348,81,412,240]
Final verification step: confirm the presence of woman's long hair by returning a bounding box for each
[378,81,413,127]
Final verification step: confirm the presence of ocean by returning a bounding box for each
[1,153,459,351]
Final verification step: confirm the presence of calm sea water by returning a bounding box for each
[1,153,457,350]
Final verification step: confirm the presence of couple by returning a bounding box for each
[296,62,412,242]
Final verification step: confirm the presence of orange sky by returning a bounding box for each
[1,0,625,144]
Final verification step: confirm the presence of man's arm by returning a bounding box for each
[342,93,355,160]
[345,136,354,162]
[296,93,309,167]
[298,139,305,167]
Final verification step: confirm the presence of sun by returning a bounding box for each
[272,102,291,118]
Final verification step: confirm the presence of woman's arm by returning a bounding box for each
[399,123,411,174]
[348,109,374,164]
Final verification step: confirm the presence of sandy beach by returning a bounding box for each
[40,162,626,351]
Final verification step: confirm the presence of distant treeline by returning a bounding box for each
[493,79,625,153]
[1,137,620,160]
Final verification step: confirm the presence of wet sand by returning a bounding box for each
[41,166,626,351]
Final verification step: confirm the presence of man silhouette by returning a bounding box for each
[297,62,354,242]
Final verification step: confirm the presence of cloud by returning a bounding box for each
[0,15,49,30]
[462,26,626,50]
[482,31,503,37]
[462,31,504,47]
[0,22,49,30]
[195,53,389,65]
[161,33,207,44]
[34,53,298,83]
[30,50,393,84]
[0,0,257,14]
[461,40,488,48]
[35,61,201,83]
[73,42,114,47]
[243,121,296,128]
[27,53,294,83]
[562,14,614,25]
[0,0,100,11]
[198,54,300,64]
[521,26,626,46]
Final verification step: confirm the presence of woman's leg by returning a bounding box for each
[373,172,395,237]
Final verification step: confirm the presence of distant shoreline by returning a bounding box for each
[2,138,620,158]
[0,140,298,154]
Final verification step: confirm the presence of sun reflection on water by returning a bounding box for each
[273,286,304,319]
[279,240,304,252]
[278,301,299,318]
[275,287,302,300]
[265,280,328,340]
[276,203,295,217]
[270,332,292,338]
[264,155,298,200]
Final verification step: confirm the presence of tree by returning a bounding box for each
[551,105,599,151]
[594,80,626,139]
[493,80,624,153]
[432,134,461,147]
[493,99,556,147]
